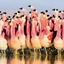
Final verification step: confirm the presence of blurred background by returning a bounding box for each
[0,0,64,16]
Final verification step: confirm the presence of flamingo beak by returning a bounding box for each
[45,10,48,12]
[0,11,1,13]
[59,11,61,13]
[63,10,64,12]
[47,15,49,17]
[52,9,55,11]
[40,11,45,14]
[17,11,21,13]
[56,9,58,11]
[19,7,23,10]
[28,5,31,7]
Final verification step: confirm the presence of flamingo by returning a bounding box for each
[18,15,26,55]
[39,25,53,55]
[31,16,41,55]
[25,12,32,54]
[9,18,20,55]
[53,16,63,56]
[53,9,63,54]
[40,12,53,54]
[0,13,7,55]
[19,7,27,37]
[26,15,31,49]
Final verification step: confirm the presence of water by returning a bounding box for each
[0,53,64,64]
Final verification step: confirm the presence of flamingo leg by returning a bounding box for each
[34,48,37,56]
[45,47,48,59]
[14,50,18,55]
[3,50,6,56]
[58,49,61,59]
[39,49,41,56]
[22,47,24,56]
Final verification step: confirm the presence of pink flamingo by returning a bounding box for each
[0,12,7,54]
[9,18,20,55]
[31,16,41,55]
[40,12,53,54]
[18,15,26,55]
[26,17,31,49]
[39,25,53,54]
[54,16,63,56]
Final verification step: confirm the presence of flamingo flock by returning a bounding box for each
[0,5,64,56]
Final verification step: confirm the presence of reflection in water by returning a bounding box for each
[54,60,63,64]
[54,55,63,64]
[0,56,7,64]
[41,54,51,64]
[0,54,64,64]
[8,56,20,64]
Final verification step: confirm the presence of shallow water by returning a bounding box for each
[0,53,64,64]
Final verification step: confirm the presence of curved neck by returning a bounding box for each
[18,22,24,35]
[31,20,37,37]
[11,25,15,39]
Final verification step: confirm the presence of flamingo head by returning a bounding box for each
[28,5,31,7]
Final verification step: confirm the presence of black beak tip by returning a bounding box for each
[17,11,21,13]
[52,9,55,11]
[19,7,23,10]
[28,5,31,7]
[59,11,61,13]
[45,10,48,12]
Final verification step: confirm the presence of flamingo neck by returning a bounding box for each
[18,22,24,36]
[31,20,37,37]
[56,23,61,38]
[62,24,64,40]
[27,22,30,38]
[11,25,15,39]
[62,13,64,19]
